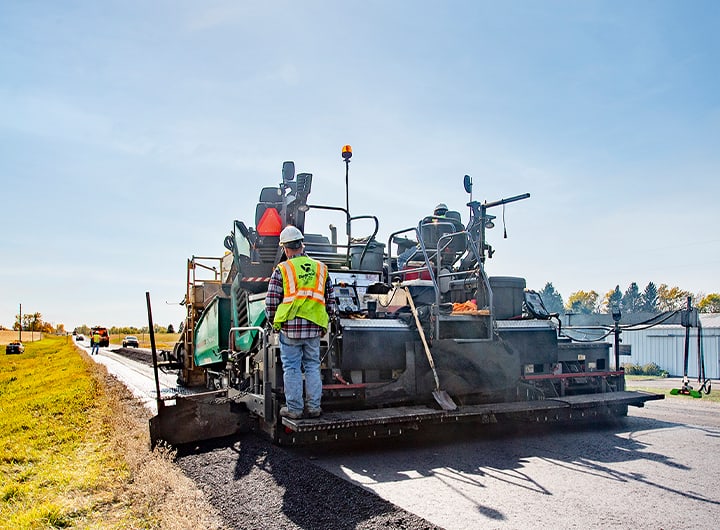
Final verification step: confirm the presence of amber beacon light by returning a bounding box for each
[341,144,353,160]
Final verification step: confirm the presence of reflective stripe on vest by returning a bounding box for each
[273,256,329,329]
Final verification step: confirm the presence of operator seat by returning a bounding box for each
[419,211,466,266]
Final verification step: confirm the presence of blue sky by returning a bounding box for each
[1,1,718,330]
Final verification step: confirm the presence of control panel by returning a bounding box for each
[334,285,360,313]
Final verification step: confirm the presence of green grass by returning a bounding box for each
[0,337,135,529]
[1,336,229,530]
[625,375,720,403]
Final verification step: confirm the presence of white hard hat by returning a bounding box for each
[279,225,304,245]
[434,203,448,214]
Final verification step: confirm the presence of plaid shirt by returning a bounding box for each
[265,255,336,339]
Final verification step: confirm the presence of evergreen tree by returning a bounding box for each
[640,281,659,313]
[167,323,175,333]
[538,282,564,314]
[622,282,641,313]
[603,285,623,313]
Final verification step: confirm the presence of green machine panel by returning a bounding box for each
[194,296,231,367]
[234,296,267,351]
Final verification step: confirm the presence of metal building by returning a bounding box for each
[611,313,720,379]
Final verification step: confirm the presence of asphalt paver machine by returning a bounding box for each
[149,147,663,447]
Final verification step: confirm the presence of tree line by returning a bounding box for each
[1,313,66,334]
[0,313,178,336]
[74,324,177,336]
[537,281,720,315]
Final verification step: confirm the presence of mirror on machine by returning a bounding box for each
[282,160,295,182]
[463,174,472,194]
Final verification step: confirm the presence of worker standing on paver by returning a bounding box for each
[265,225,336,419]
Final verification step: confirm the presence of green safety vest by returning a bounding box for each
[273,256,329,330]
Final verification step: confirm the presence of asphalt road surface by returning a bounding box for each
[84,343,720,529]
[293,389,720,529]
[77,341,178,413]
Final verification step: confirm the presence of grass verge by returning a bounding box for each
[625,375,719,403]
[0,336,226,529]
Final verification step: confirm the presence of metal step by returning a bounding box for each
[281,391,663,433]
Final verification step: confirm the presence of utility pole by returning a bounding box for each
[18,303,22,342]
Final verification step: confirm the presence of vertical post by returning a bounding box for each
[345,159,350,233]
[614,321,620,371]
[146,292,164,411]
[683,296,691,382]
[697,319,703,383]
[18,303,22,342]
[611,304,622,371]
[479,203,487,262]
[341,145,353,236]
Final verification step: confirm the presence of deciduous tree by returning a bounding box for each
[698,293,720,313]
[566,290,599,314]
[657,284,691,311]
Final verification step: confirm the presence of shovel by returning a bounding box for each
[404,287,457,411]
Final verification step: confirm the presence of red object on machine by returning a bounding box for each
[403,267,432,281]
[257,207,282,236]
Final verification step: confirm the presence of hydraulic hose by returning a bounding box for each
[697,321,712,394]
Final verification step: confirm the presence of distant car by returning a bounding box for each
[6,341,25,354]
[122,335,139,348]
[76,334,85,341]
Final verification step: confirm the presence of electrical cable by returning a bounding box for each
[375,286,402,309]
[697,321,712,394]
[619,310,680,331]
[502,203,507,238]
[559,327,615,343]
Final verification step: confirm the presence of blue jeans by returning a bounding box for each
[279,333,322,413]
[91,342,99,355]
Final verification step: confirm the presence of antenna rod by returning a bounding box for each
[341,145,353,235]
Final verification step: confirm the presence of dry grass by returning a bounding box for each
[93,368,228,529]
[0,331,180,348]
[0,336,228,529]
[0,330,43,345]
[109,333,181,351]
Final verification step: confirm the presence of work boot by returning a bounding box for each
[279,406,303,420]
[306,408,322,418]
